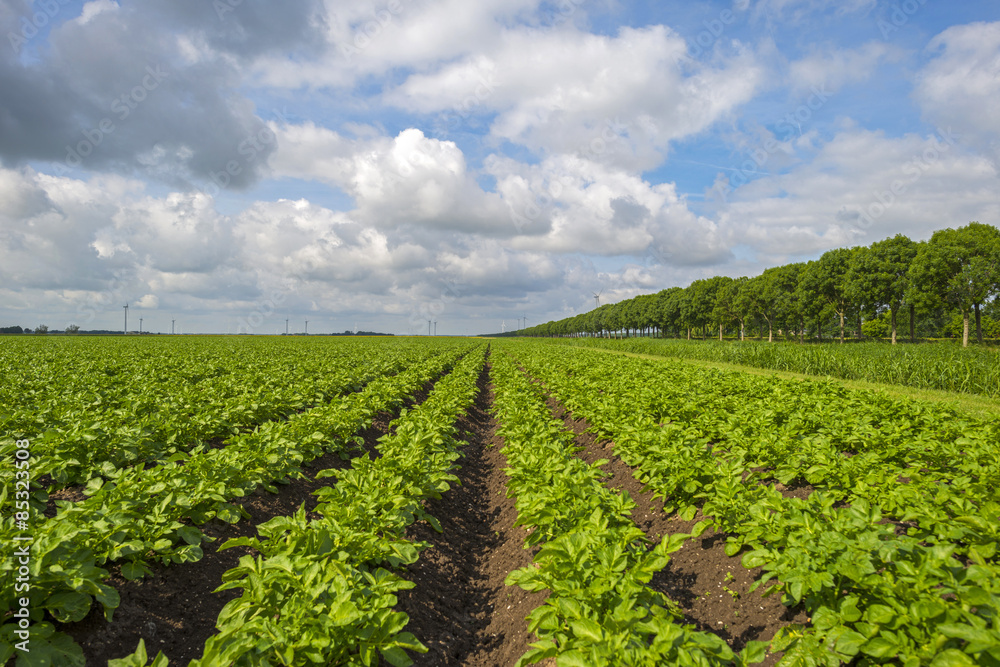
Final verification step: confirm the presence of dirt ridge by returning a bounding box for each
[59,376,440,666]
[395,360,547,666]
[542,392,806,666]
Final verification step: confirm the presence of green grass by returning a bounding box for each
[539,337,1000,417]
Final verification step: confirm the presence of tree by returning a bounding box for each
[800,248,855,343]
[909,222,1000,347]
[34,325,49,334]
[772,263,806,342]
[734,275,767,340]
[655,287,686,338]
[846,234,917,344]
[710,276,739,341]
[66,324,80,334]
[683,277,730,340]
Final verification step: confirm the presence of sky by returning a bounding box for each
[1,0,999,335]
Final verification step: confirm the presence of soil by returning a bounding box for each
[42,352,811,667]
[395,362,547,667]
[544,396,808,667]
[57,378,437,666]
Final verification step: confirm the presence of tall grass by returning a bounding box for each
[551,338,1000,398]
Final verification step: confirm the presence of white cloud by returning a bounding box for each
[269,123,511,233]
[914,21,1000,159]
[788,41,901,93]
[388,25,763,170]
[716,126,1000,266]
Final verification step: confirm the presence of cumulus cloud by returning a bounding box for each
[716,126,1000,266]
[914,21,1000,161]
[788,41,901,93]
[0,1,323,189]
[388,25,763,170]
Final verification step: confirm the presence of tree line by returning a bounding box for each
[523,222,1000,347]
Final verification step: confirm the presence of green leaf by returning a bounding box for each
[861,637,901,658]
[83,477,105,496]
[108,638,170,667]
[45,592,92,623]
[835,630,867,657]
[930,649,977,667]
[380,646,414,667]
[569,618,604,643]
[739,640,768,665]
[937,623,997,645]
[177,525,202,545]
[120,561,149,581]
[742,549,771,569]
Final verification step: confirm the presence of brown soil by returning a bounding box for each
[545,397,807,667]
[58,377,438,666]
[395,362,547,667]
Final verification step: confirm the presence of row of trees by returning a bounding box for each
[0,325,80,334]
[524,222,1000,347]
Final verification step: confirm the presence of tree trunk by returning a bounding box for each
[975,303,982,344]
[839,311,845,344]
[857,314,862,340]
[817,316,822,343]
[891,308,897,345]
[799,316,805,344]
[740,321,744,341]
[719,323,723,342]
[768,320,773,343]
[963,310,970,348]
[910,303,915,343]
[687,328,691,340]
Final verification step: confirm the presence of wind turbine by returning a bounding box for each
[593,291,602,309]
[123,303,128,334]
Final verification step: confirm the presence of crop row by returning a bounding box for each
[503,341,1000,665]
[548,337,1000,398]
[0,344,470,666]
[0,339,461,489]
[490,349,764,666]
[178,344,489,666]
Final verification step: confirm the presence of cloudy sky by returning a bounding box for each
[1,0,998,335]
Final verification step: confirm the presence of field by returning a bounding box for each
[2,336,999,666]
[552,338,1000,398]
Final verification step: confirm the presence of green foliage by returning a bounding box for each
[491,349,762,666]
[0,337,477,664]
[502,340,1000,666]
[555,337,1000,397]
[191,345,487,666]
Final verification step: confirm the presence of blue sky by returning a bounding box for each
[1,0,999,334]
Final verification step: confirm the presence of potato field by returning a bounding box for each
[1,337,998,666]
